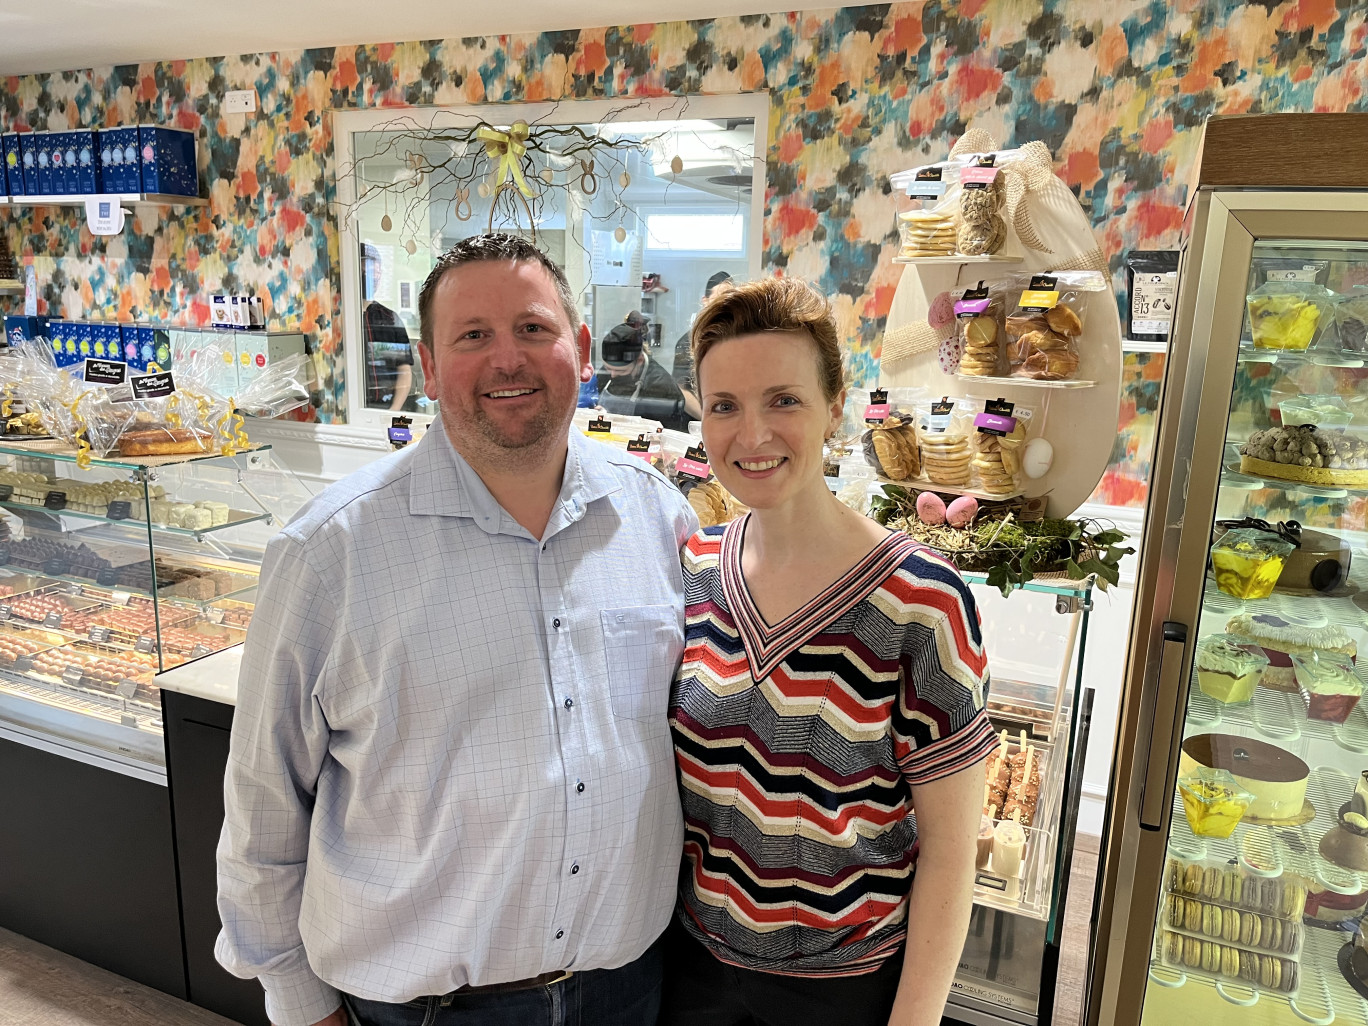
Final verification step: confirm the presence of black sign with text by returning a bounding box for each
[44,490,67,511]
[106,500,131,521]
[83,359,127,385]
[131,372,175,400]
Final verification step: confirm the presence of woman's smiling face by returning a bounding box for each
[697,330,844,512]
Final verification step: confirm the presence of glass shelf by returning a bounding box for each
[955,374,1097,389]
[0,497,272,539]
[892,253,1023,265]
[0,439,270,471]
[2,193,206,208]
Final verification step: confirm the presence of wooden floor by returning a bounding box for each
[0,835,1101,1026]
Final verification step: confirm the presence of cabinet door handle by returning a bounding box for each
[1140,623,1189,831]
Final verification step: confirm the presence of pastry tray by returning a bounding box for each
[1156,929,1301,998]
[974,731,1056,920]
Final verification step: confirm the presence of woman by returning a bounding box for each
[664,278,997,1026]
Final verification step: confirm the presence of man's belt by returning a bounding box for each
[453,968,574,996]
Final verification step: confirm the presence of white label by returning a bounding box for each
[1265,267,1320,282]
[1132,270,1177,335]
[84,197,125,235]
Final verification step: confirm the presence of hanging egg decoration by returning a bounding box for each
[614,226,627,243]
[478,182,491,198]
[619,171,631,188]
[380,213,392,232]
[540,168,554,184]
[405,240,417,255]
[670,155,684,175]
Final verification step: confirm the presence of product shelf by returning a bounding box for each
[1,193,206,207]
[955,374,1097,390]
[891,253,1023,266]
[0,496,272,539]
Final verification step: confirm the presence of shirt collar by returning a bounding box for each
[409,419,621,534]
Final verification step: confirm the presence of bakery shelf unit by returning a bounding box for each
[946,575,1096,1026]
[954,374,1097,389]
[0,439,310,778]
[891,254,1025,266]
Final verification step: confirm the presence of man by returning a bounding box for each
[671,271,732,421]
[361,243,415,411]
[216,233,697,1026]
[596,310,692,431]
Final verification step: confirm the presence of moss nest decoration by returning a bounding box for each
[869,485,1133,597]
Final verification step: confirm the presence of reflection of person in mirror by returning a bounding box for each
[672,271,732,423]
[361,244,415,411]
[597,311,692,431]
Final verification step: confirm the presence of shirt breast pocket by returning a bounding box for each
[601,604,684,722]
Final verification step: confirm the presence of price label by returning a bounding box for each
[0,544,10,565]
[12,655,32,673]
[43,556,69,577]
[904,166,946,199]
[0,484,13,502]
[626,436,652,460]
[106,500,131,521]
[96,568,119,587]
[189,643,212,659]
[61,664,85,686]
[43,611,63,629]
[66,582,83,596]
[205,606,225,625]
[110,590,131,606]
[864,387,890,424]
[960,164,1000,189]
[0,605,12,621]
[587,417,612,433]
[44,490,67,511]
[115,679,138,699]
[88,626,111,644]
[135,635,155,654]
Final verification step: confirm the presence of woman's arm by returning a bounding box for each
[887,759,986,1026]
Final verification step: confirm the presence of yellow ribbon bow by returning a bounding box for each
[67,395,92,469]
[217,397,250,457]
[476,120,533,198]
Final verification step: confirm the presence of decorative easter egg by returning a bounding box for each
[1021,437,1054,479]
[916,492,947,525]
[946,495,979,527]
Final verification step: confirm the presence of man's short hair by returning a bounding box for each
[705,271,732,295]
[417,233,579,348]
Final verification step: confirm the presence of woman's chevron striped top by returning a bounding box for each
[668,519,997,976]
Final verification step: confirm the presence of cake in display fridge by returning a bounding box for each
[0,440,308,779]
[1091,114,1368,1026]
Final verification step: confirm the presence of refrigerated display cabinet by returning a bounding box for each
[1093,113,1368,1026]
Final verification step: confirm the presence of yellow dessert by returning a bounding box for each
[1249,294,1322,350]
[1179,769,1255,838]
[1210,529,1293,600]
[1195,634,1268,705]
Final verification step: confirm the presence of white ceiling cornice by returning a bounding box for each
[0,1,796,78]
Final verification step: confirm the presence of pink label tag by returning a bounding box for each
[960,165,1000,186]
[864,402,891,421]
[927,290,956,330]
[676,456,711,479]
[629,449,653,461]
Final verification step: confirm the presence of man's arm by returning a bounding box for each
[389,362,413,411]
[216,539,343,1026]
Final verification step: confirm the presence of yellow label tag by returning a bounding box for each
[1018,289,1060,310]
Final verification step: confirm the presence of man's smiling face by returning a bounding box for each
[418,259,582,468]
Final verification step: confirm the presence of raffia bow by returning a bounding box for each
[950,131,1055,253]
[476,121,533,198]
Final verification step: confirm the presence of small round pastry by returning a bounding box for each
[1221,945,1241,979]
[1239,951,1258,983]
[1239,911,1256,947]
[1222,906,1240,942]
[1184,898,1202,932]
[1202,903,1221,937]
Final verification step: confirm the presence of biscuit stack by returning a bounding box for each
[921,431,971,486]
[898,210,957,257]
[959,315,1001,377]
[1009,305,1083,380]
[958,181,1007,256]
[686,479,746,528]
[971,437,1018,496]
[1160,932,1298,993]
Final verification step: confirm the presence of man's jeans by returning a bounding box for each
[341,936,663,1026]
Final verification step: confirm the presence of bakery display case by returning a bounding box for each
[1092,114,1368,1026]
[0,439,308,778]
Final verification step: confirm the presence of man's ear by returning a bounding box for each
[577,323,593,382]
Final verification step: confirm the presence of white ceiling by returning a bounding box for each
[0,0,790,77]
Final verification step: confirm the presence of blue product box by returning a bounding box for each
[30,132,51,194]
[92,322,116,360]
[50,321,77,369]
[71,130,97,194]
[3,315,47,347]
[2,134,22,196]
[138,125,196,196]
[133,323,169,372]
[119,324,140,367]
[74,321,94,362]
[105,127,139,194]
[45,131,63,193]
[55,132,75,193]
[100,131,120,193]
[19,132,41,194]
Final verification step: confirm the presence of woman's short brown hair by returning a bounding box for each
[690,277,845,402]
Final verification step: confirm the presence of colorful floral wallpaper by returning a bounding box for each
[2,1,1367,507]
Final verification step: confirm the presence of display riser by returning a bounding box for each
[163,688,269,1026]
[0,735,186,998]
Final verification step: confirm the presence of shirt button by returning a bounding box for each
[571,864,580,875]
[564,697,574,710]
[553,618,561,629]
[576,781,585,793]
[555,929,565,940]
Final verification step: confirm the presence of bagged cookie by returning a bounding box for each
[860,387,922,480]
[898,196,959,258]
[957,155,1007,256]
[954,281,1007,377]
[1006,270,1107,381]
[916,397,977,487]
[971,399,1034,497]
